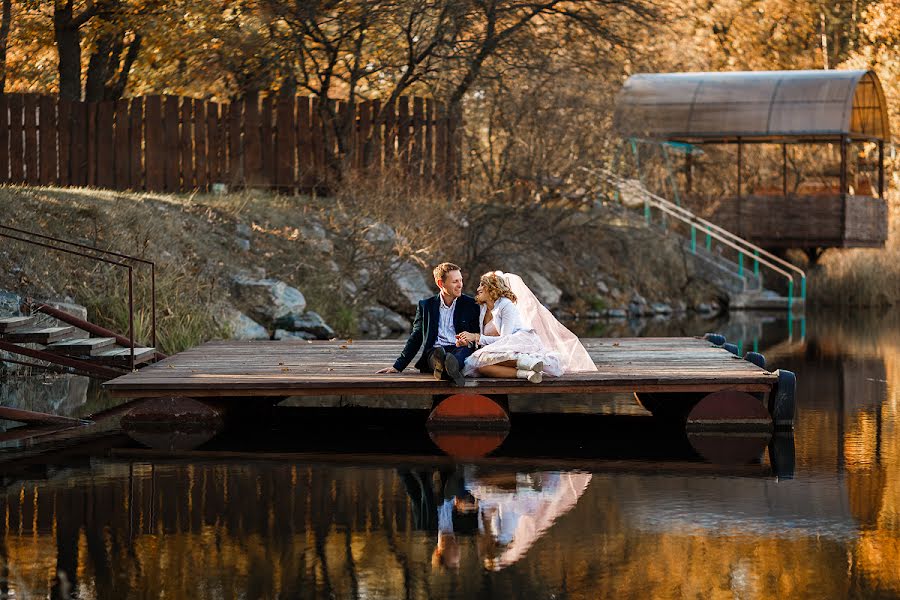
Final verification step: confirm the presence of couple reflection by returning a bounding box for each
[401,466,592,571]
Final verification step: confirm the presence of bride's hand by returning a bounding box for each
[456,331,479,346]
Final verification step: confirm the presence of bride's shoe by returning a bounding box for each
[516,355,544,373]
[516,369,542,384]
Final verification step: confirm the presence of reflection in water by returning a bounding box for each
[0,308,898,598]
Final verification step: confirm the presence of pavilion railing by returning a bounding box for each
[585,167,807,309]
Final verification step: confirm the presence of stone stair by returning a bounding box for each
[0,315,156,372]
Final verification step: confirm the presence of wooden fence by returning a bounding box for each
[0,92,461,195]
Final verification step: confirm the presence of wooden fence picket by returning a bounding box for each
[0,92,458,196]
[38,95,56,185]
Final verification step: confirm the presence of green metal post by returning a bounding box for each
[788,280,794,312]
[753,250,759,277]
[705,227,711,251]
[690,226,696,254]
[801,277,807,302]
[753,338,759,353]
[737,340,743,356]
[801,317,806,341]
[738,253,744,277]
[644,200,651,225]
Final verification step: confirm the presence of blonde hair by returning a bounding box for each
[479,272,517,303]
[433,262,461,283]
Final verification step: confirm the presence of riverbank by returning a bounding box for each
[0,183,730,352]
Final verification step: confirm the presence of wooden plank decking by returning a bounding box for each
[103,337,776,398]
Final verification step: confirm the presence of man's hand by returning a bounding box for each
[376,366,399,374]
[456,331,479,346]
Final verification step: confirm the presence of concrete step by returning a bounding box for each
[2,326,79,344]
[94,346,157,366]
[46,337,117,356]
[0,316,35,333]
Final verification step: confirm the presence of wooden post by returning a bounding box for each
[782,143,788,197]
[194,99,208,192]
[275,91,295,192]
[179,97,193,192]
[878,140,884,199]
[163,96,179,192]
[839,135,848,195]
[296,96,312,189]
[0,95,8,184]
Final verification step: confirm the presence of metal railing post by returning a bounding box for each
[706,227,712,251]
[738,253,744,277]
[128,266,135,371]
[690,226,696,254]
[753,250,759,277]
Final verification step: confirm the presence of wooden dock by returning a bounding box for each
[103,336,777,398]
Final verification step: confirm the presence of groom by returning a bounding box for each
[376,262,480,386]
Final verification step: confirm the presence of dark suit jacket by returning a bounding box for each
[393,294,480,372]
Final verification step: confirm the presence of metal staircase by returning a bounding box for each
[586,167,806,311]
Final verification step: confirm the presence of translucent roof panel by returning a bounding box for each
[613,70,891,142]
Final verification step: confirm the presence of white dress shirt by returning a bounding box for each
[435,295,458,347]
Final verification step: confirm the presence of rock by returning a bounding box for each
[596,280,609,294]
[696,302,712,314]
[606,308,628,318]
[231,272,306,326]
[236,223,252,238]
[236,238,250,252]
[358,305,411,338]
[652,302,673,315]
[526,272,563,306]
[300,222,334,254]
[343,268,371,296]
[273,311,335,340]
[363,222,397,244]
[0,290,22,315]
[44,300,88,321]
[0,374,89,418]
[390,262,433,307]
[273,329,317,341]
[674,300,688,313]
[219,307,269,340]
[628,293,649,317]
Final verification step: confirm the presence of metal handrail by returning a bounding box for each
[602,171,807,282]
[0,225,157,371]
[0,224,156,350]
[583,167,807,306]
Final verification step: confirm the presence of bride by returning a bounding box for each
[455,271,597,383]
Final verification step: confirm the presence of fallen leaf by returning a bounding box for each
[339,344,348,349]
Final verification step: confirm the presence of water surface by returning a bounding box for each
[0,309,898,599]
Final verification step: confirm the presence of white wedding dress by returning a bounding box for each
[462,273,597,377]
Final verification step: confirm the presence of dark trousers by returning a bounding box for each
[422,344,475,373]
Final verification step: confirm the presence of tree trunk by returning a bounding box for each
[0,0,11,92]
[54,5,84,100]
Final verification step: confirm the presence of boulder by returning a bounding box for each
[363,222,397,244]
[358,305,411,338]
[0,290,21,316]
[273,329,317,341]
[273,311,335,340]
[231,272,307,326]
[300,222,334,254]
[651,302,673,315]
[219,307,269,340]
[390,262,433,307]
[526,272,563,307]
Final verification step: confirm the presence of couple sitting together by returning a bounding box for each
[376,262,596,384]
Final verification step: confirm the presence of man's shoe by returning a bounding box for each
[432,347,447,381]
[444,353,466,387]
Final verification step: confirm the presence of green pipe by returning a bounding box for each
[801,277,807,302]
[690,226,696,254]
[705,227,711,251]
[738,254,744,277]
[753,250,759,277]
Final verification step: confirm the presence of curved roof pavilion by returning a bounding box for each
[614,70,891,143]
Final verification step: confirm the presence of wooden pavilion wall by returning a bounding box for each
[685,194,888,248]
[0,92,460,195]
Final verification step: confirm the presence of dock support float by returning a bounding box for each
[426,393,510,458]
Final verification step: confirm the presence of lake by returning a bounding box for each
[0,308,897,599]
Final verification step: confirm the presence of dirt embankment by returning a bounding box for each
[0,184,722,354]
